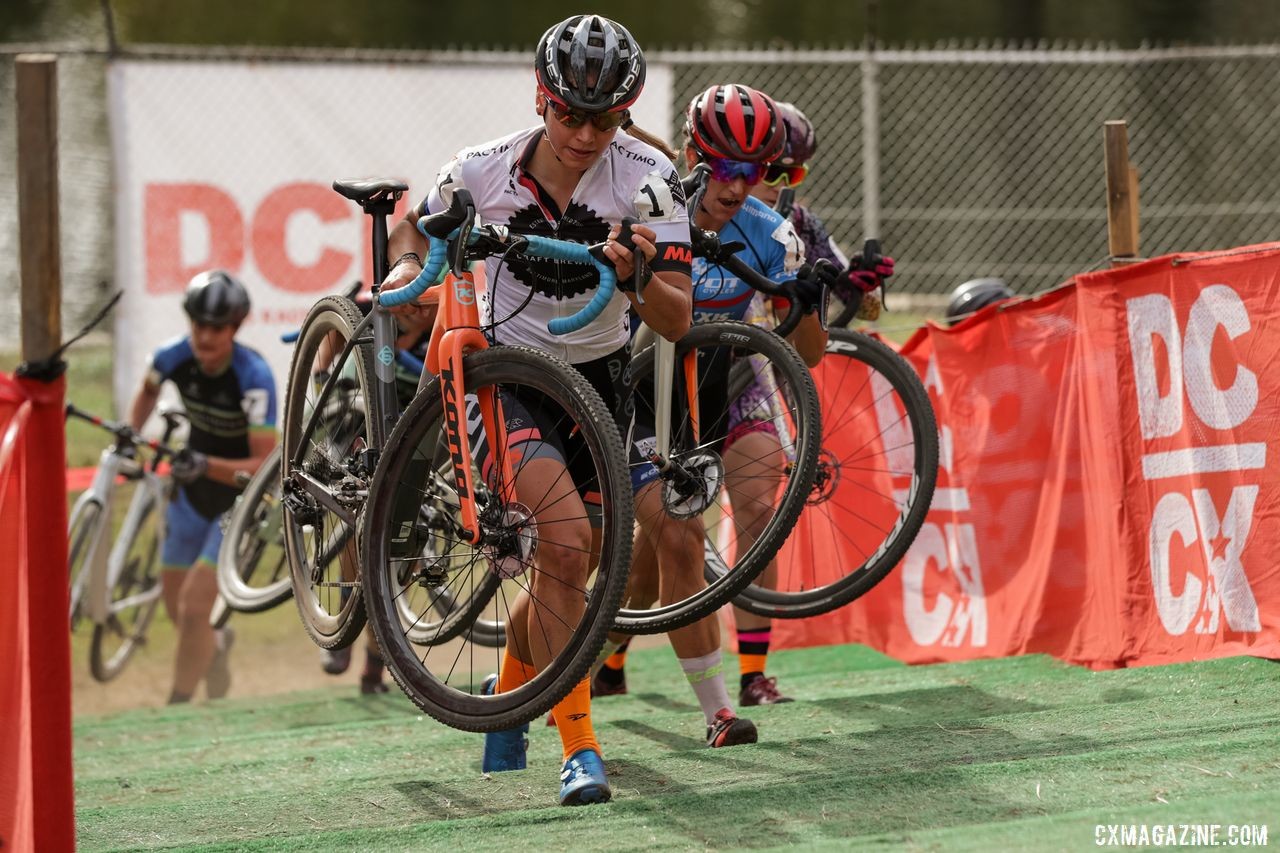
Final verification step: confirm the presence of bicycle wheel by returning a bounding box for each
[281,296,382,650]
[363,345,632,732]
[216,445,292,614]
[90,491,162,682]
[612,320,822,635]
[68,496,104,631]
[732,328,939,618]
[383,440,511,651]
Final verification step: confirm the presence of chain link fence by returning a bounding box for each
[5,43,1280,340]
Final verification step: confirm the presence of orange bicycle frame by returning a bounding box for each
[419,266,516,544]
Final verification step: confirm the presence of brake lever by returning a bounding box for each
[849,238,886,312]
[615,217,646,302]
[773,186,795,220]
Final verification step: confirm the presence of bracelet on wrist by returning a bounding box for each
[392,252,423,271]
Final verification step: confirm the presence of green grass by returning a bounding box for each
[73,645,1280,851]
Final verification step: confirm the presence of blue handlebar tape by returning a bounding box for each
[379,236,449,307]
[525,235,617,336]
[394,348,425,376]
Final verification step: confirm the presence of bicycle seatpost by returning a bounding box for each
[342,182,409,435]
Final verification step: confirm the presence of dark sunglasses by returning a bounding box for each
[701,156,766,186]
[762,163,810,187]
[544,98,630,132]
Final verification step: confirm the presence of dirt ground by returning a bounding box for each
[70,600,673,717]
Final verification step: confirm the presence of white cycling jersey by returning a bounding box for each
[420,126,693,364]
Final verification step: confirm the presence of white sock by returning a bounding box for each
[679,650,734,725]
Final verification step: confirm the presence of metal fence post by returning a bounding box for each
[861,39,880,239]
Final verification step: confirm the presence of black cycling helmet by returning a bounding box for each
[946,278,1014,326]
[776,101,818,165]
[183,269,251,326]
[685,83,786,162]
[535,14,646,112]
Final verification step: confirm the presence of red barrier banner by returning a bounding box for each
[0,373,75,852]
[773,243,1280,669]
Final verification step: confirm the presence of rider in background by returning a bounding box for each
[594,85,836,708]
[715,99,896,703]
[749,101,896,323]
[945,278,1015,325]
[380,14,693,806]
[127,270,277,705]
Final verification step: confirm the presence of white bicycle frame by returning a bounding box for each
[70,446,168,626]
[645,309,798,470]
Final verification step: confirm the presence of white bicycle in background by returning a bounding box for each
[66,403,184,682]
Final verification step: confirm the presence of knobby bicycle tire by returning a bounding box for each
[90,491,162,682]
[363,346,632,732]
[282,295,382,650]
[216,445,293,614]
[68,496,104,631]
[612,320,822,635]
[732,328,939,618]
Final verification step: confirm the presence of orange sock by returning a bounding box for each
[498,647,536,694]
[738,653,767,677]
[603,647,628,670]
[552,677,599,761]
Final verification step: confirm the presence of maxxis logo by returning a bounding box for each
[1125,284,1263,635]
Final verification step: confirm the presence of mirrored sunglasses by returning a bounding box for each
[762,163,810,187]
[546,100,631,132]
[702,156,766,186]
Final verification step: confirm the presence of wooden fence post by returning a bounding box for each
[1104,120,1141,265]
[16,54,62,363]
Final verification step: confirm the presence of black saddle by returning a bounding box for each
[332,178,408,205]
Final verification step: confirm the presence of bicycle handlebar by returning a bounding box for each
[65,403,181,458]
[379,189,618,336]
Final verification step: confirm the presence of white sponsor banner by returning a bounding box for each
[107,59,673,425]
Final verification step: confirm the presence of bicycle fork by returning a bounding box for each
[649,336,721,517]
[435,331,516,545]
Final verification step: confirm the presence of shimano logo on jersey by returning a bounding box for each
[610,142,657,166]
[440,366,468,493]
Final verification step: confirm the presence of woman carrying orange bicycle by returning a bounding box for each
[380,14,694,807]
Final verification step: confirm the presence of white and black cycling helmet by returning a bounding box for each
[535,14,646,112]
[183,269,251,326]
[946,278,1014,326]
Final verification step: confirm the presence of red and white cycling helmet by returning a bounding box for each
[535,14,646,112]
[685,84,786,163]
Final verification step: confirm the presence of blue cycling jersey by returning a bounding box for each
[691,196,803,323]
[148,338,277,519]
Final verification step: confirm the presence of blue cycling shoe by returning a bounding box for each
[481,673,528,773]
[559,748,612,806]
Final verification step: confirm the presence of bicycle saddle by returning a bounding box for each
[332,178,408,204]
